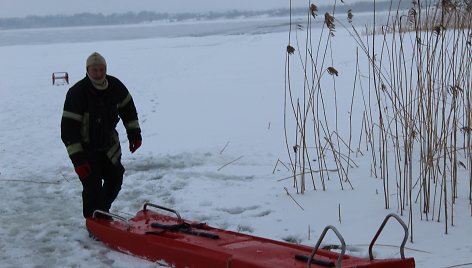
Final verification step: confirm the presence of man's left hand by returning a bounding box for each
[129,139,142,153]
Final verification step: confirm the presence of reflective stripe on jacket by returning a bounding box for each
[61,75,141,166]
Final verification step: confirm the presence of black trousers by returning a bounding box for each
[80,152,124,218]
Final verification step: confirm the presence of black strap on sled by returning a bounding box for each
[146,222,220,240]
[295,254,335,267]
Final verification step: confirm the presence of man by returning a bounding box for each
[61,52,142,219]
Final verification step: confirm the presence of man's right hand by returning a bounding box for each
[74,162,92,180]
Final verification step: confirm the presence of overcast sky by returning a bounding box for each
[0,0,315,18]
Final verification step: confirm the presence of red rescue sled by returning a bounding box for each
[86,203,415,267]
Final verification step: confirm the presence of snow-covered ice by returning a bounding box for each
[0,18,471,267]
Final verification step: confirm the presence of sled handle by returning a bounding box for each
[92,210,130,231]
[143,202,182,223]
[369,213,409,260]
[308,225,346,268]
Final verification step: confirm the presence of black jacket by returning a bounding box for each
[61,75,141,166]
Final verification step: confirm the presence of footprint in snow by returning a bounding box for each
[252,210,272,217]
[220,205,260,215]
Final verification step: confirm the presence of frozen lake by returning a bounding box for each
[0,18,296,46]
[0,12,393,46]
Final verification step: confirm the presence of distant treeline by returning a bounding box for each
[0,1,411,30]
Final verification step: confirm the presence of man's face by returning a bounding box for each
[87,64,106,80]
